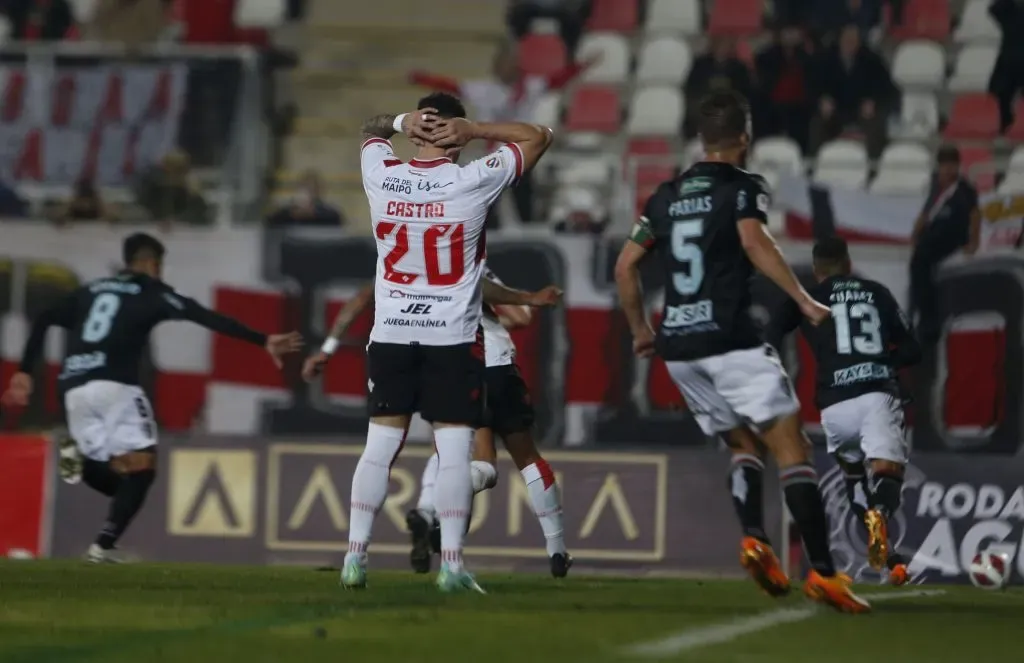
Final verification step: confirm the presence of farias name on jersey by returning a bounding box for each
[832,361,893,387]
[668,195,712,217]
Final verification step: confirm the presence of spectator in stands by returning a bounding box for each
[811,0,882,43]
[684,38,754,137]
[506,0,593,55]
[808,24,895,158]
[989,0,1024,132]
[7,0,73,40]
[80,0,169,47]
[134,150,210,227]
[57,177,114,224]
[267,171,343,228]
[755,24,814,152]
[909,146,981,343]
[409,41,594,226]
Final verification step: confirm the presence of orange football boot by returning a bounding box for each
[889,562,910,586]
[803,571,871,613]
[864,509,889,570]
[739,537,791,597]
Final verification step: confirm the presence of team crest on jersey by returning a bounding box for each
[486,156,502,169]
[757,193,770,213]
[737,189,748,211]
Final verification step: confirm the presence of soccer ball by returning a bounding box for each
[968,551,1011,590]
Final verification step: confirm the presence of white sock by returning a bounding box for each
[416,453,440,524]
[434,427,473,573]
[344,422,405,566]
[521,459,566,556]
[471,460,498,493]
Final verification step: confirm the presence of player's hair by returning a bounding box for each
[695,89,750,150]
[812,236,850,273]
[123,232,166,265]
[418,92,466,120]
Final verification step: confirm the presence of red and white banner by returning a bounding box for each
[0,64,187,186]
[0,434,52,558]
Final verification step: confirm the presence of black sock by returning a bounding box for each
[780,464,836,577]
[728,453,769,544]
[82,459,121,497]
[95,469,155,550]
[843,471,869,533]
[868,471,904,519]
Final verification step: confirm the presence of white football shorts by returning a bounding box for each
[820,391,909,465]
[65,381,158,462]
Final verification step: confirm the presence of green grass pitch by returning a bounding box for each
[0,561,1021,662]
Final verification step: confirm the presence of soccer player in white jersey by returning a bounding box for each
[304,265,571,578]
[336,92,552,592]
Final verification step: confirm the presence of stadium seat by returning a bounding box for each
[532,92,562,128]
[998,146,1024,193]
[943,93,1000,140]
[955,0,1001,43]
[871,142,932,195]
[959,146,995,192]
[891,40,946,90]
[67,0,99,22]
[645,0,702,35]
[586,0,639,32]
[870,169,931,195]
[1006,99,1024,142]
[564,85,621,133]
[947,44,998,93]
[518,34,568,77]
[894,92,940,139]
[813,140,869,190]
[886,0,949,41]
[878,142,931,171]
[707,0,762,36]
[625,138,676,194]
[234,0,286,27]
[550,186,605,223]
[554,156,612,186]
[577,33,632,84]
[626,86,684,135]
[0,16,11,44]
[681,140,704,169]
[749,137,803,190]
[528,18,560,34]
[626,137,673,157]
[636,37,693,85]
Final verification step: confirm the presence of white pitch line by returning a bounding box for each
[625,589,946,659]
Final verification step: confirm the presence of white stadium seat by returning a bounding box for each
[947,44,998,93]
[750,137,804,191]
[67,0,99,22]
[578,33,631,84]
[554,156,612,186]
[234,0,287,28]
[548,186,604,223]
[998,146,1024,194]
[814,140,869,190]
[891,40,946,90]
[894,92,940,140]
[681,140,704,169]
[645,0,703,36]
[636,37,693,85]
[870,168,930,195]
[626,86,684,135]
[955,0,1000,43]
[878,142,931,171]
[531,92,562,128]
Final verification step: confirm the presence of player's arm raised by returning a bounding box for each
[429,119,553,175]
[735,181,829,326]
[303,282,375,381]
[2,293,77,407]
[162,290,302,368]
[482,278,562,329]
[615,212,658,358]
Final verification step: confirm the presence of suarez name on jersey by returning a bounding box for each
[360,137,524,346]
[635,161,772,361]
[769,276,920,410]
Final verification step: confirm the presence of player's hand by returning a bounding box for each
[1,372,33,408]
[302,351,330,382]
[799,298,831,326]
[632,326,656,358]
[428,117,476,149]
[265,332,304,368]
[402,108,440,145]
[525,286,563,307]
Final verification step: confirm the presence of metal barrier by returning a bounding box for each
[0,41,269,224]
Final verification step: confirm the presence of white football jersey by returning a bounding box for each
[361,136,524,346]
[480,263,517,367]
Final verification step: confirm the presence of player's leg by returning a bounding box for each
[665,360,788,594]
[343,342,416,588]
[491,365,571,577]
[87,386,158,563]
[820,399,871,528]
[859,392,911,585]
[420,341,486,593]
[718,347,869,613]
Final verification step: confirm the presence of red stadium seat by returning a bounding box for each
[959,146,996,192]
[886,0,950,41]
[518,34,568,77]
[626,137,672,157]
[1006,99,1024,142]
[708,0,763,36]
[586,0,639,32]
[564,85,621,133]
[627,138,674,187]
[943,93,1000,141]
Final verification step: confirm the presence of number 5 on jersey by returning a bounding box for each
[671,220,704,295]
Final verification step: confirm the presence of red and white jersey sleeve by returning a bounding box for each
[480,263,517,367]
[465,143,525,208]
[360,137,400,183]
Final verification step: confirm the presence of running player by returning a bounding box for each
[768,236,921,585]
[303,266,572,578]
[339,92,552,592]
[1,233,302,562]
[613,89,870,613]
